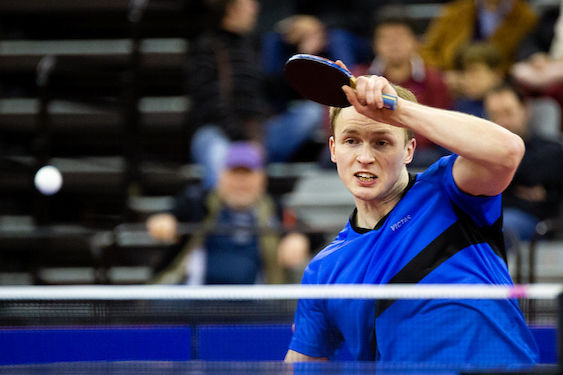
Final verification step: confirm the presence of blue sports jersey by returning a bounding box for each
[289,155,538,366]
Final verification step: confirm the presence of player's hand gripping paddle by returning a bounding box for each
[284,54,397,109]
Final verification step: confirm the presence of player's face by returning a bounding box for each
[329,108,415,204]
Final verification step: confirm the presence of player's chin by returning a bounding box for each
[350,187,380,202]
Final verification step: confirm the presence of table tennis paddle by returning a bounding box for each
[284,54,397,110]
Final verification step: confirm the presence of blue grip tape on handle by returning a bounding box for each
[382,94,397,111]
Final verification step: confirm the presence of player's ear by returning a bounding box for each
[329,136,337,163]
[404,137,416,165]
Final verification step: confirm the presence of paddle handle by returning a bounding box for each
[349,76,397,111]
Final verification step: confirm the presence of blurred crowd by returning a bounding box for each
[4,0,561,285]
[146,0,563,285]
[142,0,563,284]
[184,0,563,171]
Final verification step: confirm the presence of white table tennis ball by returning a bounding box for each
[34,165,63,195]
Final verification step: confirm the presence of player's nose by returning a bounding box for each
[356,144,375,164]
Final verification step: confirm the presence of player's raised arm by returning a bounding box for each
[343,76,525,197]
[284,349,328,362]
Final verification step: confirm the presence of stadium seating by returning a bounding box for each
[0,0,561,285]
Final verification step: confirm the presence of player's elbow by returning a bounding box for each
[488,134,525,194]
[501,134,525,173]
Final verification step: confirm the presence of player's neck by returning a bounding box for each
[354,171,410,229]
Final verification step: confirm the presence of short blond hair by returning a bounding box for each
[329,83,416,143]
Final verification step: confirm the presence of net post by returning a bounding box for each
[559,291,563,372]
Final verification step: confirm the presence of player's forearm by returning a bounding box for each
[284,350,328,362]
[394,99,525,172]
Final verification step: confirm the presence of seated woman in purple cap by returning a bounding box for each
[146,142,312,285]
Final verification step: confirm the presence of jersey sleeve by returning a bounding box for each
[288,266,341,358]
[426,155,503,227]
[444,154,502,226]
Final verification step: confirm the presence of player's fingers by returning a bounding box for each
[335,60,351,73]
[353,77,368,106]
[343,85,366,112]
[365,77,380,108]
[378,76,398,98]
[378,77,390,108]
[342,85,356,103]
[373,76,391,109]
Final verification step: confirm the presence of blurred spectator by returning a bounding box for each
[484,84,563,249]
[453,43,504,118]
[262,15,330,102]
[261,15,326,162]
[552,0,563,59]
[290,0,375,67]
[355,16,452,168]
[511,0,563,133]
[512,0,562,87]
[271,15,328,57]
[187,0,322,189]
[515,3,560,62]
[512,48,563,95]
[420,0,537,74]
[147,142,311,285]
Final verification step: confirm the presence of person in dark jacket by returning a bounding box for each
[484,83,563,246]
[147,142,311,284]
[188,0,322,188]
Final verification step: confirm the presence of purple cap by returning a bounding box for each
[224,142,264,170]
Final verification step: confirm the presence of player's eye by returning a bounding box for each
[344,138,357,145]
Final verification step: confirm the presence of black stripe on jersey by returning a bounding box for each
[370,204,505,360]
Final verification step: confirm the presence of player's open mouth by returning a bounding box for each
[355,173,377,182]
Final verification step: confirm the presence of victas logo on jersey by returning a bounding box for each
[390,215,411,232]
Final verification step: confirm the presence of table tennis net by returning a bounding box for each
[0,284,560,370]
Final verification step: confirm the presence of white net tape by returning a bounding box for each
[0,283,561,301]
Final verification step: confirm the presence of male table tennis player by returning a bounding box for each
[285,72,539,366]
